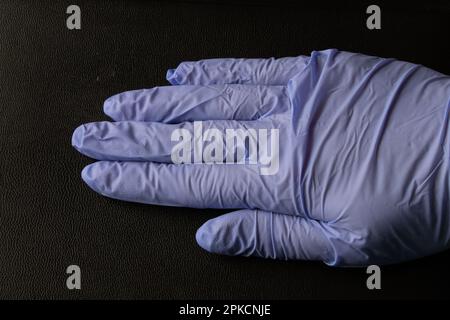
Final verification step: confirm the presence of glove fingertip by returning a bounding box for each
[195,222,214,253]
[71,124,85,151]
[81,163,98,192]
[103,96,119,120]
[166,68,180,85]
[195,217,234,255]
[195,211,254,256]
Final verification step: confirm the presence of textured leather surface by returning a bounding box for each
[1,0,450,299]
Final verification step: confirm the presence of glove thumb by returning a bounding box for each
[195,209,334,262]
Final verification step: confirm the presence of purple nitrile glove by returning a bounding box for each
[72,49,450,266]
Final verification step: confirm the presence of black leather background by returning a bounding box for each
[1,0,450,299]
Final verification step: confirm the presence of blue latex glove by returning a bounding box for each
[72,49,450,266]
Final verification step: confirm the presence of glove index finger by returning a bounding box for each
[80,161,267,210]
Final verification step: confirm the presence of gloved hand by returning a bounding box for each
[72,49,450,266]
